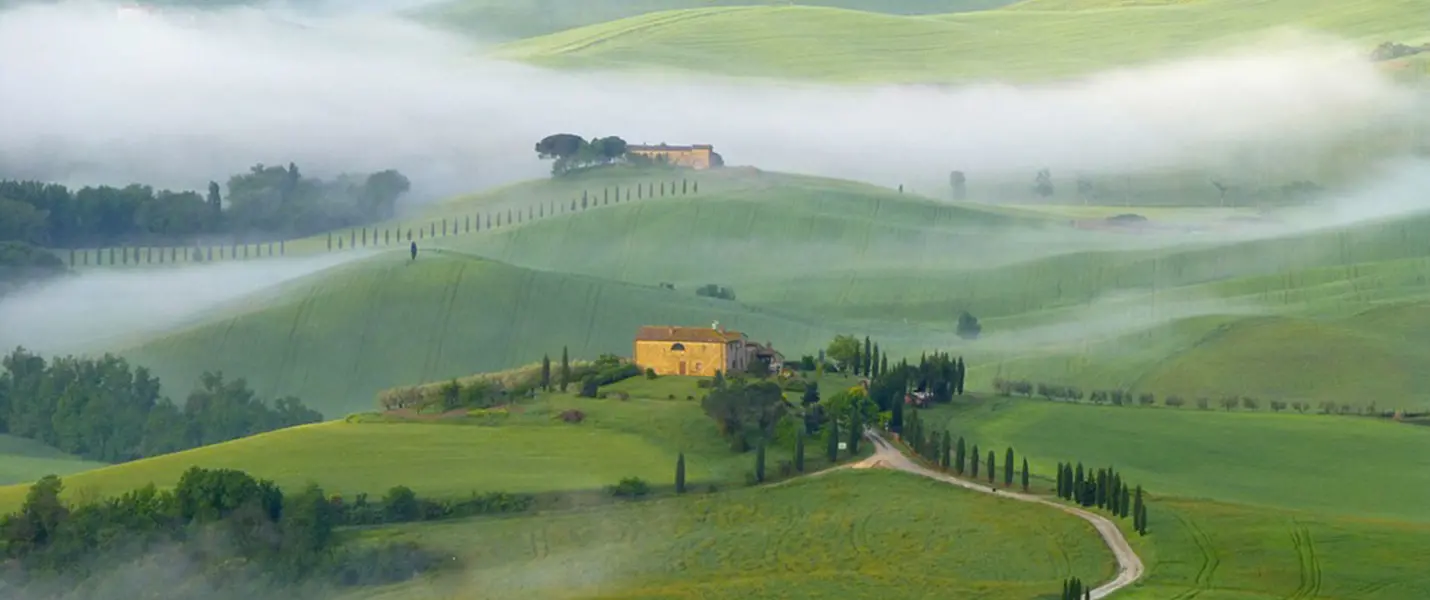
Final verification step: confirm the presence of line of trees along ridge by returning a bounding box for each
[0,347,321,463]
[994,377,1413,419]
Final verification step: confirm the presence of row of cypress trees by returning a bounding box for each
[903,408,1030,491]
[1062,576,1092,599]
[1055,461,1149,536]
[673,419,857,493]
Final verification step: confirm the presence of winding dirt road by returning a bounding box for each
[852,429,1145,599]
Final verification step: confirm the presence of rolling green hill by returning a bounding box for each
[336,469,1114,600]
[0,435,107,486]
[119,250,834,418]
[492,0,1430,81]
[414,0,1019,40]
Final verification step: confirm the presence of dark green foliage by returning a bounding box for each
[645,367,658,380]
[1021,458,1030,491]
[578,376,600,398]
[847,409,862,454]
[700,379,787,452]
[675,453,687,493]
[0,349,320,462]
[609,477,650,499]
[540,354,552,391]
[559,346,570,392]
[827,419,840,462]
[754,442,767,483]
[1004,447,1014,487]
[794,431,805,472]
[862,336,872,376]
[986,451,995,484]
[955,436,966,475]
[1061,576,1086,600]
[0,241,66,297]
[970,444,980,478]
[956,312,982,340]
[940,431,951,470]
[694,283,736,301]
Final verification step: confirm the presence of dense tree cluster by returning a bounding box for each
[0,468,482,595]
[0,164,410,248]
[1055,461,1148,536]
[700,376,787,452]
[1061,577,1092,600]
[0,241,65,297]
[1,348,321,463]
[534,134,631,176]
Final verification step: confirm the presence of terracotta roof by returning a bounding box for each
[636,326,744,343]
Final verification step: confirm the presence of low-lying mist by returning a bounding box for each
[0,0,1420,201]
[0,251,374,356]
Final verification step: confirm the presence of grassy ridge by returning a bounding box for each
[415,0,1019,40]
[494,0,1430,81]
[0,435,107,486]
[924,396,1430,521]
[337,469,1114,600]
[0,385,816,512]
[120,250,832,417]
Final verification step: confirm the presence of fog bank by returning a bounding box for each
[0,251,372,355]
[0,1,1419,200]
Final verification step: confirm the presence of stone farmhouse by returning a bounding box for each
[627,143,725,170]
[634,323,782,377]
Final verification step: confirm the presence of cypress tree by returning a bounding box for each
[1057,462,1066,497]
[940,431,951,470]
[970,444,980,478]
[540,354,551,391]
[847,410,861,454]
[955,436,966,474]
[1004,447,1015,487]
[827,420,840,462]
[675,453,686,494]
[871,343,880,378]
[863,336,872,376]
[794,430,805,472]
[1096,468,1107,508]
[853,345,862,376]
[1074,463,1085,504]
[559,346,571,392]
[1120,484,1131,519]
[1133,486,1147,534]
[755,442,766,483]
[986,451,995,484]
[1021,458,1029,491]
[890,398,903,433]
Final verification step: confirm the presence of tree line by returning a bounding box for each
[1,347,321,463]
[995,377,1398,418]
[1055,461,1149,536]
[0,467,527,596]
[0,163,410,249]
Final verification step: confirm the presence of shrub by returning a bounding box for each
[667,394,676,400]
[558,409,585,423]
[608,477,650,499]
[645,368,657,379]
[614,391,630,401]
[686,395,694,401]
[578,376,599,398]
[1164,396,1184,408]
[696,379,713,389]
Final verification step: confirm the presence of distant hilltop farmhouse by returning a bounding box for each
[628,144,725,170]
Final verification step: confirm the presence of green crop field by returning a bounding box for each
[414,0,1018,40]
[492,0,1430,82]
[0,435,107,486]
[335,469,1114,600]
[0,383,855,512]
[923,396,1430,521]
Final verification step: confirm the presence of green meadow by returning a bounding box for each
[0,434,107,486]
[337,469,1115,600]
[492,0,1430,81]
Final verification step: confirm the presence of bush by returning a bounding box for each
[696,379,713,389]
[667,394,676,400]
[645,368,657,379]
[608,477,651,499]
[578,376,600,398]
[559,409,586,423]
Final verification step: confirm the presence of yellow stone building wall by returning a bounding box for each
[629,147,715,169]
[635,340,728,376]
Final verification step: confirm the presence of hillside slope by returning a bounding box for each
[120,250,832,417]
[415,0,1018,40]
[494,0,1429,81]
[0,435,107,486]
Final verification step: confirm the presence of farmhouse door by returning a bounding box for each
[679,361,687,375]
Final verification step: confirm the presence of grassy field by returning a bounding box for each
[492,0,1430,81]
[0,435,107,486]
[0,377,855,512]
[337,469,1114,600]
[922,396,1430,521]
[414,0,1018,40]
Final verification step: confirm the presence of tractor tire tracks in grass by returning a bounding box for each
[1169,513,1219,600]
[856,429,1145,600]
[1288,519,1322,599]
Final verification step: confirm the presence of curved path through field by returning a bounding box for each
[852,429,1145,599]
